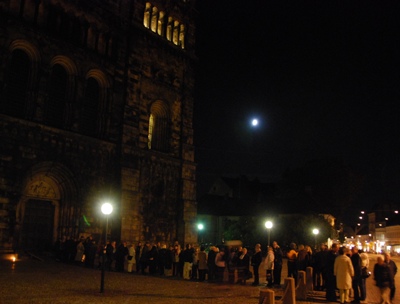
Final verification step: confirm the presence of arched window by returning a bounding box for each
[45,64,67,128]
[148,101,170,152]
[150,7,158,33]
[143,2,151,28]
[157,11,165,36]
[166,17,173,41]
[179,24,185,49]
[173,20,179,45]
[80,77,100,137]
[1,49,30,118]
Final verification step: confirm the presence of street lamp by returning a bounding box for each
[312,228,319,249]
[100,202,113,293]
[265,221,273,247]
[197,223,204,244]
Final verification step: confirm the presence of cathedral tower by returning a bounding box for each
[0,0,197,251]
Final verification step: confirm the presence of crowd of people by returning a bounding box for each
[284,242,398,304]
[53,236,398,304]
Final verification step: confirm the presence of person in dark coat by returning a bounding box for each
[115,241,128,272]
[350,247,363,303]
[207,246,217,282]
[251,244,262,286]
[158,244,168,276]
[140,242,151,274]
[236,248,250,285]
[148,244,159,275]
[384,252,398,302]
[374,255,394,304]
[312,243,327,291]
[272,241,283,286]
[105,240,116,271]
[135,242,143,273]
[296,244,310,271]
[325,243,339,302]
[227,247,238,284]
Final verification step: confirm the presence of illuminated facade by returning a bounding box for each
[0,0,197,252]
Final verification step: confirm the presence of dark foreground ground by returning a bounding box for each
[0,252,398,304]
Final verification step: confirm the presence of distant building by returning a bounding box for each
[367,202,400,253]
[197,176,276,245]
[343,201,400,253]
[0,0,197,252]
[197,175,336,246]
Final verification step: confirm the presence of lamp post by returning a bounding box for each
[197,223,204,244]
[312,228,319,249]
[100,202,113,293]
[265,221,273,247]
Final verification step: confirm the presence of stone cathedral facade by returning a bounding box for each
[0,0,197,252]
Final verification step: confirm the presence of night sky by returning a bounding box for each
[193,0,400,207]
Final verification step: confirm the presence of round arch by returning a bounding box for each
[15,162,80,251]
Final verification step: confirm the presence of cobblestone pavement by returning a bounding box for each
[0,253,399,304]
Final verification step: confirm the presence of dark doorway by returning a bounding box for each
[21,200,54,251]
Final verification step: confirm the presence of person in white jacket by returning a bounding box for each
[334,247,354,304]
[264,246,275,287]
[127,243,136,273]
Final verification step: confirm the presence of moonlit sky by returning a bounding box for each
[193,0,400,205]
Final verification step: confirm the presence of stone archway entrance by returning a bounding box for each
[15,162,78,252]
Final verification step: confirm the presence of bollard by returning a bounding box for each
[259,289,275,304]
[306,266,314,294]
[296,270,307,300]
[281,277,296,304]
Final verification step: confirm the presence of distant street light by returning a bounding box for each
[100,202,113,293]
[265,221,273,247]
[312,228,319,249]
[197,223,204,244]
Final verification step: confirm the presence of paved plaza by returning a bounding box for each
[0,253,399,304]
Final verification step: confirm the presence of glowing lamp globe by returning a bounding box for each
[101,203,113,215]
[265,221,273,229]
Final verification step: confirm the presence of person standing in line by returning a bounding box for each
[207,246,217,282]
[74,237,85,265]
[236,247,250,285]
[384,252,398,303]
[105,240,116,271]
[148,243,159,275]
[374,255,394,304]
[172,244,180,277]
[157,244,168,276]
[287,243,298,283]
[198,246,208,282]
[264,246,275,287]
[359,249,370,302]
[215,248,226,283]
[350,247,363,303]
[272,241,283,286]
[296,244,310,272]
[227,247,238,284]
[164,245,174,276]
[140,242,151,275]
[191,247,199,280]
[115,241,128,272]
[312,243,327,291]
[251,244,262,286]
[182,244,194,280]
[127,242,136,273]
[325,243,339,302]
[135,242,143,273]
[334,247,354,304]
